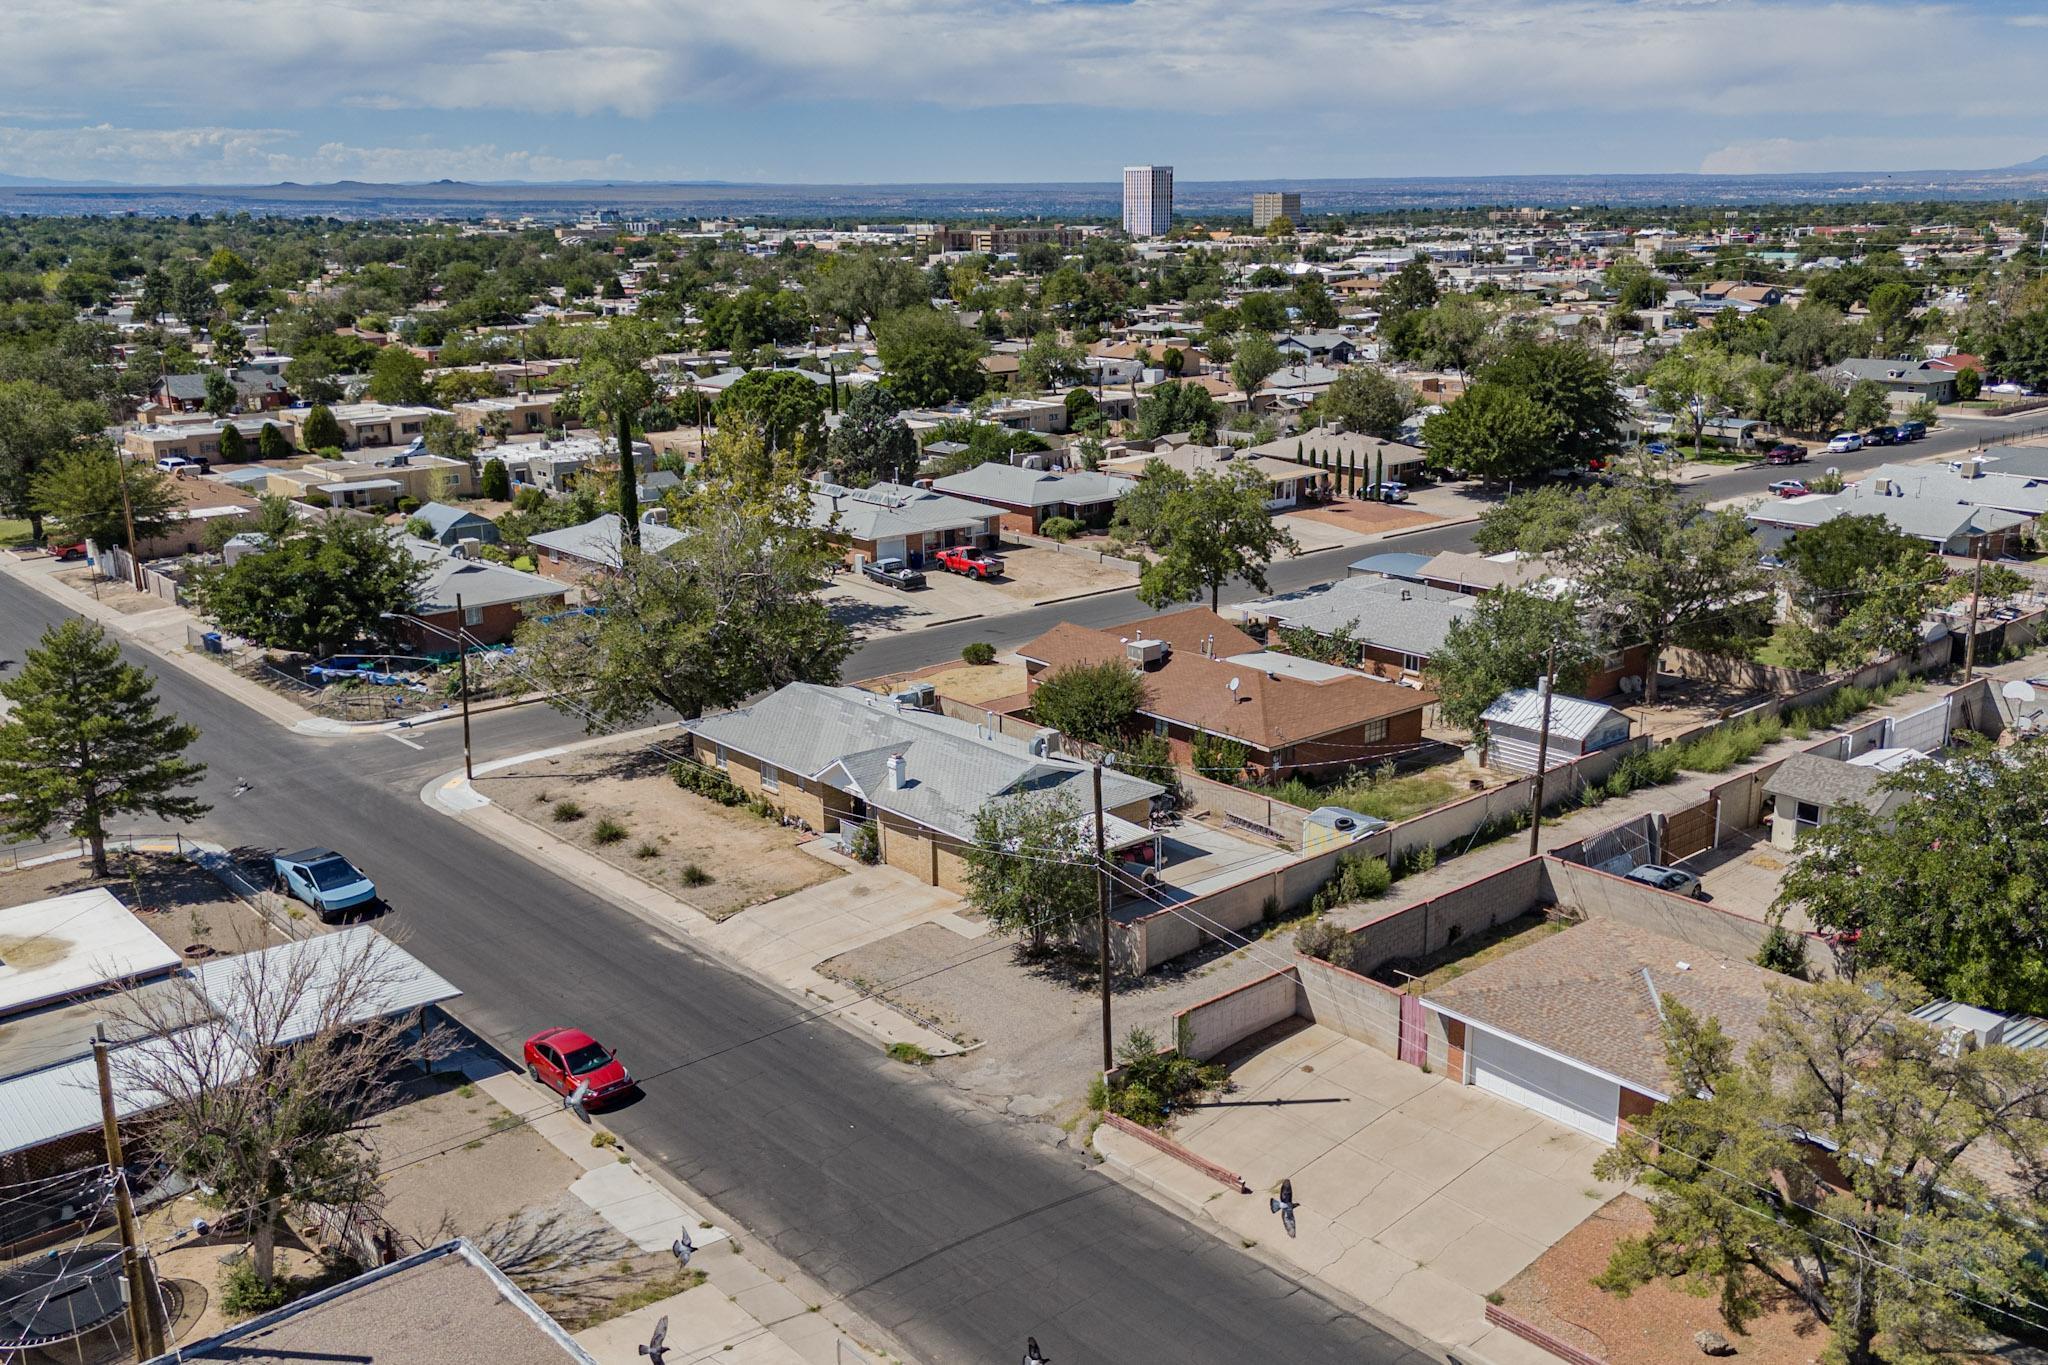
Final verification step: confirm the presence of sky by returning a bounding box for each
[8,0,2048,186]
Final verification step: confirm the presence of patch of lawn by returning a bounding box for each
[1246,769,1459,825]
[1384,912,1569,994]
[0,518,34,549]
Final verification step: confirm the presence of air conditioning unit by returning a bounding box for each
[1125,638,1169,668]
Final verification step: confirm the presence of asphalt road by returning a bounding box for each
[0,573,1436,1365]
[848,418,2015,681]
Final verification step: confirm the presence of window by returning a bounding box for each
[713,744,727,770]
[1794,801,1822,829]
[761,762,779,792]
[1399,653,1424,674]
[1153,716,1169,737]
[1359,718,1388,744]
[463,604,484,627]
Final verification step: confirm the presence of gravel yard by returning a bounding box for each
[477,742,841,919]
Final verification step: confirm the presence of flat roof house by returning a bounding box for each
[930,463,1136,535]
[810,480,1000,566]
[687,683,1163,892]
[1018,607,1436,779]
[281,402,448,451]
[1423,918,1791,1142]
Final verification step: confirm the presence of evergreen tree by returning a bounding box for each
[300,405,345,451]
[217,423,247,464]
[0,620,208,875]
[257,422,295,462]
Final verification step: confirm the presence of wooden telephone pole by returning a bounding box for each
[1094,764,1113,1074]
[1526,636,1560,857]
[94,1027,163,1361]
[1963,540,1987,682]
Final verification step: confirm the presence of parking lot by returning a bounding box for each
[821,544,1137,636]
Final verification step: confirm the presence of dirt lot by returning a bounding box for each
[1617,674,1772,743]
[858,660,1028,707]
[54,567,171,615]
[1497,1194,1829,1365]
[477,743,842,919]
[0,850,283,960]
[1283,497,1440,537]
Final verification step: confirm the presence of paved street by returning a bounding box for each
[0,571,1436,1365]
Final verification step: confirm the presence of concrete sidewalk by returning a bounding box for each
[1095,1024,1622,1365]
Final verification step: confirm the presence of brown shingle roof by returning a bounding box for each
[1018,608,1431,752]
[1425,918,1793,1099]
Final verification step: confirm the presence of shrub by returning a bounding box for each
[1094,1027,1228,1129]
[1116,732,1181,800]
[1756,925,1811,979]
[633,841,660,859]
[1190,731,1250,782]
[220,1261,294,1318]
[592,817,627,845]
[961,641,997,666]
[1309,853,1392,915]
[1039,516,1083,542]
[396,496,421,515]
[551,799,585,822]
[849,821,880,865]
[1293,915,1357,969]
[669,760,746,806]
[679,863,712,886]
[886,1042,933,1066]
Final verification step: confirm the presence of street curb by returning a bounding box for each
[1029,582,1148,608]
[1100,1113,1250,1192]
[1089,1125,1454,1363]
[1384,513,1480,540]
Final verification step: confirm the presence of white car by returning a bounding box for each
[1826,432,1864,453]
[155,456,193,473]
[1624,864,1704,899]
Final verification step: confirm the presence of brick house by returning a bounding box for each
[685,683,1163,893]
[1017,608,1436,780]
[809,480,1000,568]
[929,463,1136,535]
[392,539,566,648]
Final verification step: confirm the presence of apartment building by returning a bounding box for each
[1252,191,1302,230]
[278,402,447,451]
[1122,165,1174,238]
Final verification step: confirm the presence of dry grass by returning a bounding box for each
[1375,912,1570,995]
[477,744,841,919]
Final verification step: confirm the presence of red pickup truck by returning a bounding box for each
[932,546,1005,580]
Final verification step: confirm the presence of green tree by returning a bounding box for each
[1649,340,1752,454]
[0,619,207,875]
[1477,481,1769,701]
[826,384,916,486]
[1778,515,1946,669]
[1133,380,1219,441]
[1777,735,2048,1012]
[1315,364,1416,438]
[1117,463,1298,611]
[32,446,182,551]
[874,306,988,406]
[1425,588,1598,742]
[210,319,250,369]
[1380,256,1438,316]
[300,404,345,451]
[1030,660,1147,746]
[419,413,476,462]
[1415,295,1492,375]
[963,790,1096,954]
[204,247,255,284]
[202,370,238,417]
[1761,371,1846,435]
[714,369,828,456]
[1230,330,1285,395]
[516,430,851,727]
[807,249,928,337]
[1017,333,1088,391]
[0,380,108,541]
[479,457,511,501]
[1953,365,1982,400]
[1479,339,1626,467]
[1419,382,1559,483]
[1842,378,1892,430]
[1596,978,2048,1363]
[565,326,659,545]
[216,423,247,464]
[191,516,428,657]
[366,346,430,405]
[257,422,295,462]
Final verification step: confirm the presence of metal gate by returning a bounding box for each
[1398,992,1429,1067]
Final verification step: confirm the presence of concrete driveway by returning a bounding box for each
[1100,1023,1628,1361]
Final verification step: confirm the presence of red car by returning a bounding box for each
[931,546,1005,580]
[523,1027,635,1106]
[48,541,87,562]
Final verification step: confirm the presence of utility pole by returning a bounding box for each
[454,593,474,781]
[1963,539,1986,682]
[1094,764,1112,1074]
[1526,636,1559,857]
[95,1027,162,1361]
[116,448,145,592]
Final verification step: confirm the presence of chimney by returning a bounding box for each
[887,753,907,790]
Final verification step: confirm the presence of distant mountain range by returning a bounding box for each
[2,159,2047,218]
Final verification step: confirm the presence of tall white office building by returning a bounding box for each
[1122,165,1173,238]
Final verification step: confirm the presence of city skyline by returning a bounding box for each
[10,0,2048,186]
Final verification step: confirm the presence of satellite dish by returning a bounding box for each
[2003,681,2036,704]
[1227,677,1241,694]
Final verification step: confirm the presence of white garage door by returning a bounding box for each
[1470,1028,1618,1142]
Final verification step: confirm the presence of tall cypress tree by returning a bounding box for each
[617,409,640,547]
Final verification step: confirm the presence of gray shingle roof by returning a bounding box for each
[527,513,684,567]
[1241,575,1475,657]
[689,683,1161,840]
[931,463,1136,509]
[1762,752,1894,809]
[809,481,997,541]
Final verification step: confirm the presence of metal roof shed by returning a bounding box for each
[1481,686,1632,774]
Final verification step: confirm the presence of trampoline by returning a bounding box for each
[0,1244,127,1354]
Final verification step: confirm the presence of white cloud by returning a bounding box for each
[0,123,635,183]
[9,0,2048,123]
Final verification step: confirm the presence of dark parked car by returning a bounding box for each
[1896,419,1928,441]
[1764,443,1807,465]
[1862,426,1900,447]
[861,556,926,590]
